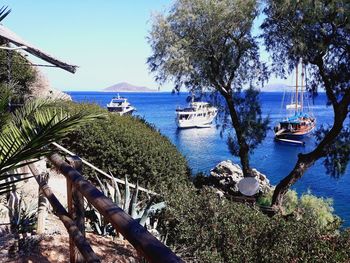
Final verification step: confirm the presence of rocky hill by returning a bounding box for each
[29,69,72,100]
[103,82,157,92]
[262,83,288,92]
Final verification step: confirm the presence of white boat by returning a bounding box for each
[107,95,135,115]
[175,102,218,128]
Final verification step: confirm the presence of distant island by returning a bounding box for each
[262,83,289,92]
[103,82,158,92]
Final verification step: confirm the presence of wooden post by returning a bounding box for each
[66,156,85,263]
[28,163,100,263]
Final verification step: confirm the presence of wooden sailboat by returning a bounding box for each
[274,62,316,143]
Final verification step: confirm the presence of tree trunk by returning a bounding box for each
[271,155,314,207]
[224,93,252,177]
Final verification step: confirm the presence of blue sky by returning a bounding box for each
[2,1,287,91]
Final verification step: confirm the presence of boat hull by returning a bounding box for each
[176,116,216,128]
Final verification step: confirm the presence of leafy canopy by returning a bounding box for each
[226,87,269,155]
[148,0,266,92]
[262,0,350,97]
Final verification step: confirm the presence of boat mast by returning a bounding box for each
[301,61,304,113]
[295,62,298,114]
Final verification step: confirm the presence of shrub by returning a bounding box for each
[0,49,37,101]
[257,189,341,231]
[166,187,350,262]
[60,102,190,196]
[299,192,341,231]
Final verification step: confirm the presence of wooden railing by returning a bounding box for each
[29,152,182,263]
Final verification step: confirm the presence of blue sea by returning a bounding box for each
[67,91,350,227]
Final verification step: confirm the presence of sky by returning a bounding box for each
[1,1,288,91]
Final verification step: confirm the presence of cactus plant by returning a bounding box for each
[86,172,166,238]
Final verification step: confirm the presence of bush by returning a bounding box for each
[0,49,37,101]
[166,187,350,262]
[60,102,190,196]
[257,189,341,231]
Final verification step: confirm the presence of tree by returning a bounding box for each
[0,48,37,100]
[0,6,36,102]
[148,0,268,177]
[261,0,350,207]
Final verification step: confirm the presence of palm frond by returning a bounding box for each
[0,171,32,196]
[0,99,105,182]
[0,6,10,22]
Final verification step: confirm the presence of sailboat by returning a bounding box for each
[274,62,316,145]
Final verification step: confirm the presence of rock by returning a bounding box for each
[209,160,272,196]
[28,69,71,101]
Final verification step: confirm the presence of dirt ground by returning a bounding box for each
[0,232,139,262]
[0,164,140,262]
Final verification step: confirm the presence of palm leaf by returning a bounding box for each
[0,6,10,22]
[0,99,105,193]
[0,174,33,192]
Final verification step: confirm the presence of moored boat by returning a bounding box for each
[176,101,218,128]
[107,95,135,115]
[274,62,316,142]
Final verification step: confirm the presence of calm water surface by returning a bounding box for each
[67,91,350,227]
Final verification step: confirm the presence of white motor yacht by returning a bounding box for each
[176,102,218,128]
[107,95,135,115]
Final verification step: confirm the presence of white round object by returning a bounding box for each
[238,177,259,196]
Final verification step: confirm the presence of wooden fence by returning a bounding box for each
[29,150,182,263]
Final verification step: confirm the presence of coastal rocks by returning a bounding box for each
[209,160,272,196]
[29,69,72,101]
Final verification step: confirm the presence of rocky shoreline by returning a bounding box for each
[195,160,273,198]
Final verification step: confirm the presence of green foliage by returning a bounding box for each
[0,6,36,101]
[315,126,350,177]
[87,173,166,237]
[165,187,349,262]
[7,195,37,234]
[281,190,298,214]
[299,193,341,231]
[258,189,340,231]
[258,189,298,214]
[262,0,350,90]
[148,0,265,91]
[227,88,269,155]
[57,101,350,262]
[61,102,190,196]
[0,92,104,195]
[0,50,37,101]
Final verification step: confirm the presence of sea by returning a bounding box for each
[67,91,350,227]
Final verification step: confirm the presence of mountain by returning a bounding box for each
[103,82,157,92]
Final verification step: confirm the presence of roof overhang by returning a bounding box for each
[0,24,78,73]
